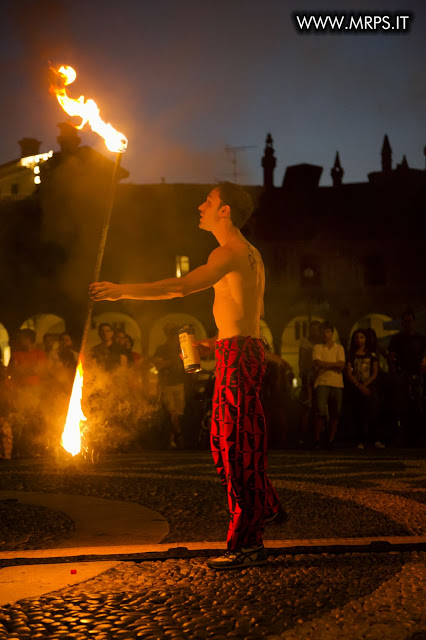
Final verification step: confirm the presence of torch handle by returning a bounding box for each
[78,152,122,360]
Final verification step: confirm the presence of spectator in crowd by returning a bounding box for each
[58,332,78,374]
[42,332,66,453]
[0,347,12,460]
[113,329,130,362]
[298,320,322,447]
[124,334,142,367]
[8,329,46,456]
[151,324,186,449]
[90,323,127,371]
[387,309,426,445]
[312,321,345,449]
[346,329,384,450]
[43,333,61,371]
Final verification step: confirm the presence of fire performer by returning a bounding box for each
[90,182,288,569]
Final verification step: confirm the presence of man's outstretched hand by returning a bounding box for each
[90,282,122,301]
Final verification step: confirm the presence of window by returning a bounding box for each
[364,253,387,286]
[11,184,19,195]
[176,255,190,278]
[295,320,308,340]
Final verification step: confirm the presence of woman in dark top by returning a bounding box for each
[346,329,384,450]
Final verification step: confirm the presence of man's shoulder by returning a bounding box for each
[312,343,323,357]
[299,337,313,351]
[208,245,235,262]
[91,343,106,354]
[333,342,345,356]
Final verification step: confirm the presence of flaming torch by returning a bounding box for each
[50,64,127,456]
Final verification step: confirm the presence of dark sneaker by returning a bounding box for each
[207,546,268,570]
[265,506,290,526]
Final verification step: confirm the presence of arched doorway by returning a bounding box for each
[20,314,66,348]
[89,312,142,353]
[348,313,398,343]
[0,323,10,366]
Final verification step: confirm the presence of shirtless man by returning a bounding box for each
[90,181,285,569]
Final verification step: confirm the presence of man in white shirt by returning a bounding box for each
[312,321,345,448]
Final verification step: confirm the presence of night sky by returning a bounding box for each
[0,0,423,186]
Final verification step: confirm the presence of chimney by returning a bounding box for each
[19,138,42,158]
[57,122,81,153]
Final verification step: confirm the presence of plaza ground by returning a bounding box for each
[0,449,425,639]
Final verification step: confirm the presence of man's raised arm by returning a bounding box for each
[89,246,235,301]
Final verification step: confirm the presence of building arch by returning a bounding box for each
[89,312,142,353]
[20,313,66,348]
[280,315,341,379]
[0,323,10,366]
[348,313,397,342]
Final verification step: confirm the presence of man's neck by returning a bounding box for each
[325,340,334,348]
[213,223,243,246]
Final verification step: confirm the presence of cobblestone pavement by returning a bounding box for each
[0,449,425,639]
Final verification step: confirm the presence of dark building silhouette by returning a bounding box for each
[0,130,424,375]
[331,152,344,187]
[261,133,276,189]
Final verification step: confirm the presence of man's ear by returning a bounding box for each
[219,204,231,219]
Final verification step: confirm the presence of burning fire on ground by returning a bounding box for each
[61,359,85,456]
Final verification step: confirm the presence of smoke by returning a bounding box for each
[3,0,73,72]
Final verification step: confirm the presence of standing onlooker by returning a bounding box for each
[124,334,142,367]
[387,309,426,445]
[8,329,46,456]
[298,320,322,446]
[90,323,128,371]
[151,324,186,448]
[58,332,78,374]
[42,332,65,453]
[0,348,12,460]
[312,321,345,449]
[346,329,384,450]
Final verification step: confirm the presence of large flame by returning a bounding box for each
[50,65,127,153]
[61,359,86,456]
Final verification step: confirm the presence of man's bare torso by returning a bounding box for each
[213,239,264,340]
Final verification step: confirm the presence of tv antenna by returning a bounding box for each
[225,144,256,183]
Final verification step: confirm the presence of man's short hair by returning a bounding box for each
[164,323,179,338]
[320,320,334,333]
[98,322,112,334]
[216,181,254,229]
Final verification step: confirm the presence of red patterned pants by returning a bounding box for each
[211,336,281,550]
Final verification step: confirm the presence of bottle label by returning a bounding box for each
[179,331,201,372]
